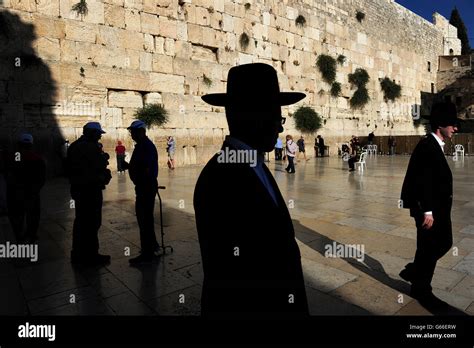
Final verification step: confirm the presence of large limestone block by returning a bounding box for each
[36,37,60,61]
[101,107,123,128]
[140,52,153,71]
[158,16,178,39]
[141,12,160,35]
[177,21,188,41]
[105,4,125,28]
[33,15,65,39]
[124,9,141,31]
[172,57,201,78]
[149,73,185,94]
[97,25,121,48]
[108,90,143,108]
[119,30,145,50]
[124,0,143,11]
[153,54,173,73]
[175,40,192,59]
[192,45,217,62]
[36,0,59,16]
[164,38,175,56]
[65,21,97,43]
[202,26,220,48]
[60,40,78,63]
[144,92,162,105]
[213,0,224,12]
[10,0,36,11]
[144,34,155,52]
[195,6,211,26]
[187,23,203,44]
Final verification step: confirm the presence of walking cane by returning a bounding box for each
[156,185,174,254]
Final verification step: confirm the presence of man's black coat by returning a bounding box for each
[194,142,308,318]
[401,134,453,217]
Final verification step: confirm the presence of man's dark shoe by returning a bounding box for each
[129,254,154,265]
[411,289,449,310]
[399,268,414,282]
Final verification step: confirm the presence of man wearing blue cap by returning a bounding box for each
[400,101,460,311]
[67,122,112,266]
[5,133,46,243]
[123,120,160,265]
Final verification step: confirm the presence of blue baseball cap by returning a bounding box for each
[19,133,34,144]
[84,122,106,133]
[127,120,147,129]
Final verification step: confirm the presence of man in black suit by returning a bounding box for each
[400,101,460,310]
[194,63,309,318]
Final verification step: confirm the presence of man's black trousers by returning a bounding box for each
[135,183,159,256]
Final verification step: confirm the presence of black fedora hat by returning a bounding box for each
[427,101,462,128]
[201,63,305,112]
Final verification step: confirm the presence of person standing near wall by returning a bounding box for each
[115,140,126,174]
[286,135,297,173]
[274,138,283,160]
[123,120,160,265]
[166,136,176,170]
[5,134,46,243]
[68,122,112,266]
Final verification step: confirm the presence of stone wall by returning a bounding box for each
[0,0,461,171]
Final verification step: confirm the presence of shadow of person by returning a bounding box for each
[0,10,63,177]
[194,63,309,318]
[292,220,468,316]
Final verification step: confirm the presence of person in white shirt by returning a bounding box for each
[285,135,297,174]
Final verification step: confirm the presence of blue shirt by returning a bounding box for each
[275,138,283,149]
[225,136,279,206]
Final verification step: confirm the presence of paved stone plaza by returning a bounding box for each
[1,154,473,316]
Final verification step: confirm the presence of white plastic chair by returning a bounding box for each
[455,144,465,157]
[355,151,368,172]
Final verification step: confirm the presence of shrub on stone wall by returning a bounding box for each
[135,104,169,128]
[337,54,346,65]
[350,87,370,109]
[348,68,370,88]
[203,74,212,87]
[295,15,306,27]
[330,82,341,97]
[293,106,322,134]
[380,77,402,102]
[71,0,88,17]
[316,54,337,84]
[244,3,251,10]
[239,33,250,50]
[356,11,365,23]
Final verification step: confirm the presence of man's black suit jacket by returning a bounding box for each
[194,142,309,317]
[401,134,453,217]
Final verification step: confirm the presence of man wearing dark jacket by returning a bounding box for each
[400,101,459,310]
[194,63,309,317]
[124,120,160,265]
[6,134,46,243]
[68,122,112,266]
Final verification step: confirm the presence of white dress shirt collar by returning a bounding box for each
[430,132,445,149]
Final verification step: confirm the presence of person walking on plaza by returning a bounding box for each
[399,101,460,311]
[388,136,396,155]
[5,134,46,243]
[115,140,126,174]
[285,135,298,174]
[123,120,160,265]
[317,135,325,157]
[274,138,283,160]
[194,63,308,317]
[296,135,309,162]
[68,122,112,266]
[368,131,375,145]
[166,136,176,170]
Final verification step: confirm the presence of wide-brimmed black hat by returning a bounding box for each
[427,101,462,127]
[201,63,305,113]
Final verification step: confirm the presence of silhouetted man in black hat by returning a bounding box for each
[400,101,460,310]
[194,63,309,317]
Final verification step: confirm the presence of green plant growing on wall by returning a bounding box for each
[380,77,401,102]
[348,68,369,88]
[244,2,251,10]
[71,0,88,17]
[203,74,212,87]
[356,11,365,23]
[239,32,250,50]
[79,67,85,77]
[293,106,322,133]
[295,15,306,27]
[348,68,370,109]
[316,54,337,84]
[330,82,341,97]
[337,54,346,65]
[135,104,169,128]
